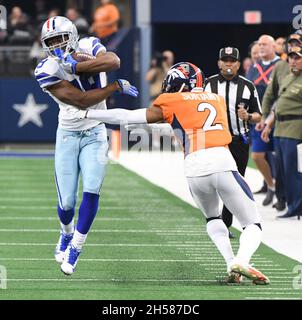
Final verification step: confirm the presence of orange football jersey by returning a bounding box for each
[153,90,232,155]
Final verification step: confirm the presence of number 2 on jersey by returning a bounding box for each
[197,102,223,131]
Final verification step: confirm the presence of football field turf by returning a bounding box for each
[0,158,301,300]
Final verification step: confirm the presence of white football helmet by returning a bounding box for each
[41,16,79,58]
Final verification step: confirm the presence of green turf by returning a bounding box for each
[0,158,300,300]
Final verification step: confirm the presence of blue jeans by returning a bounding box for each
[55,123,108,210]
[274,137,302,216]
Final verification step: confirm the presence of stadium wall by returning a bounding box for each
[0,79,58,142]
[153,23,293,77]
[151,0,297,23]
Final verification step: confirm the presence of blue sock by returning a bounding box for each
[77,192,99,234]
[57,206,74,225]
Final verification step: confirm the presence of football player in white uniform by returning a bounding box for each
[34,16,138,275]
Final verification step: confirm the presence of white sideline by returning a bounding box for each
[112,150,302,263]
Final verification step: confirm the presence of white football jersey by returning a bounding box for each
[35,37,107,131]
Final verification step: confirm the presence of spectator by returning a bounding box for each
[145,50,175,148]
[205,47,262,238]
[250,41,260,65]
[262,33,302,120]
[29,33,46,75]
[35,0,48,26]
[66,8,89,37]
[242,57,252,76]
[246,35,280,205]
[48,8,61,19]
[243,41,260,81]
[91,0,120,45]
[261,45,302,219]
[275,37,287,60]
[7,6,33,44]
[260,33,302,211]
[146,50,175,102]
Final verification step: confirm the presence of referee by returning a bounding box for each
[205,47,262,237]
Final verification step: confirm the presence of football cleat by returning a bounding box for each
[55,231,73,264]
[226,271,243,284]
[231,263,270,285]
[60,244,81,275]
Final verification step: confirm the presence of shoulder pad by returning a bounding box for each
[78,36,106,57]
[34,58,62,89]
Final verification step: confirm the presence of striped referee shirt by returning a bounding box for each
[205,73,262,136]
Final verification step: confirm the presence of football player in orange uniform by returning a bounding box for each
[77,62,270,285]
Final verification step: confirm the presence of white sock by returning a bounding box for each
[60,219,74,235]
[206,219,234,268]
[71,230,87,251]
[236,224,262,264]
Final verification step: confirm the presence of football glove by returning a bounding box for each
[60,54,78,74]
[116,79,139,97]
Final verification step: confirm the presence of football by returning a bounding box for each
[71,52,96,62]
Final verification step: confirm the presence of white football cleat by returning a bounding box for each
[55,231,73,264]
[60,244,81,275]
[230,263,270,285]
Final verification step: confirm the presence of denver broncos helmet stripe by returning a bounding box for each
[161,62,205,93]
[188,62,203,88]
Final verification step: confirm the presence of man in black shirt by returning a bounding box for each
[205,47,262,238]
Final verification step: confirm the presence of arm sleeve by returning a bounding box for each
[86,108,147,124]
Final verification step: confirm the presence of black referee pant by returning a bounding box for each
[222,135,250,228]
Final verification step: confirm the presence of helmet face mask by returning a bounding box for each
[41,16,79,58]
[44,34,70,57]
[161,62,204,93]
